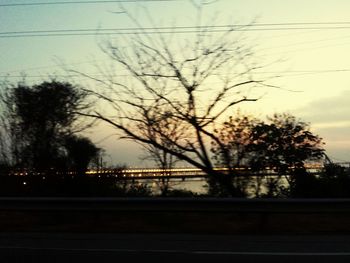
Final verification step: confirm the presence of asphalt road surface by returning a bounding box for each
[1,233,350,262]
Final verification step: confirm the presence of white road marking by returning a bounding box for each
[194,251,350,256]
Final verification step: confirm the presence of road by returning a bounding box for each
[1,233,350,262]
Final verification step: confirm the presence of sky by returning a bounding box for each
[1,0,350,166]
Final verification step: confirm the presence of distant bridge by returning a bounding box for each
[84,163,347,180]
[87,167,222,180]
[12,162,350,180]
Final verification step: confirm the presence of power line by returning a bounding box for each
[0,28,341,74]
[273,69,350,77]
[258,69,350,74]
[2,25,350,38]
[0,24,245,35]
[266,41,350,56]
[2,69,350,78]
[259,34,350,52]
[0,0,179,7]
[0,59,100,74]
[3,22,350,35]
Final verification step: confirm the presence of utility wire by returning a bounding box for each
[3,22,350,36]
[2,69,350,78]
[2,26,350,38]
[0,24,247,35]
[259,34,350,52]
[0,0,179,7]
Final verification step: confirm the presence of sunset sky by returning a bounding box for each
[1,0,350,166]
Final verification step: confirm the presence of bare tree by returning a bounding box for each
[139,114,186,195]
[82,3,270,196]
[211,111,261,196]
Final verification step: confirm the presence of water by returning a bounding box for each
[141,175,291,197]
[145,178,208,195]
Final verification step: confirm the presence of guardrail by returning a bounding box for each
[1,197,350,212]
[1,198,350,234]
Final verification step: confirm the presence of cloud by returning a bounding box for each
[293,90,350,160]
[296,90,350,124]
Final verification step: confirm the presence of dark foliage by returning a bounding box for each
[162,189,197,197]
[212,113,325,197]
[10,81,88,170]
[64,135,100,176]
[0,80,99,174]
[0,175,152,197]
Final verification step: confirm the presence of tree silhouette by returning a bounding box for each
[0,80,93,173]
[250,113,324,196]
[64,135,100,176]
[212,113,325,197]
[211,113,260,196]
[81,4,271,196]
[139,111,186,196]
